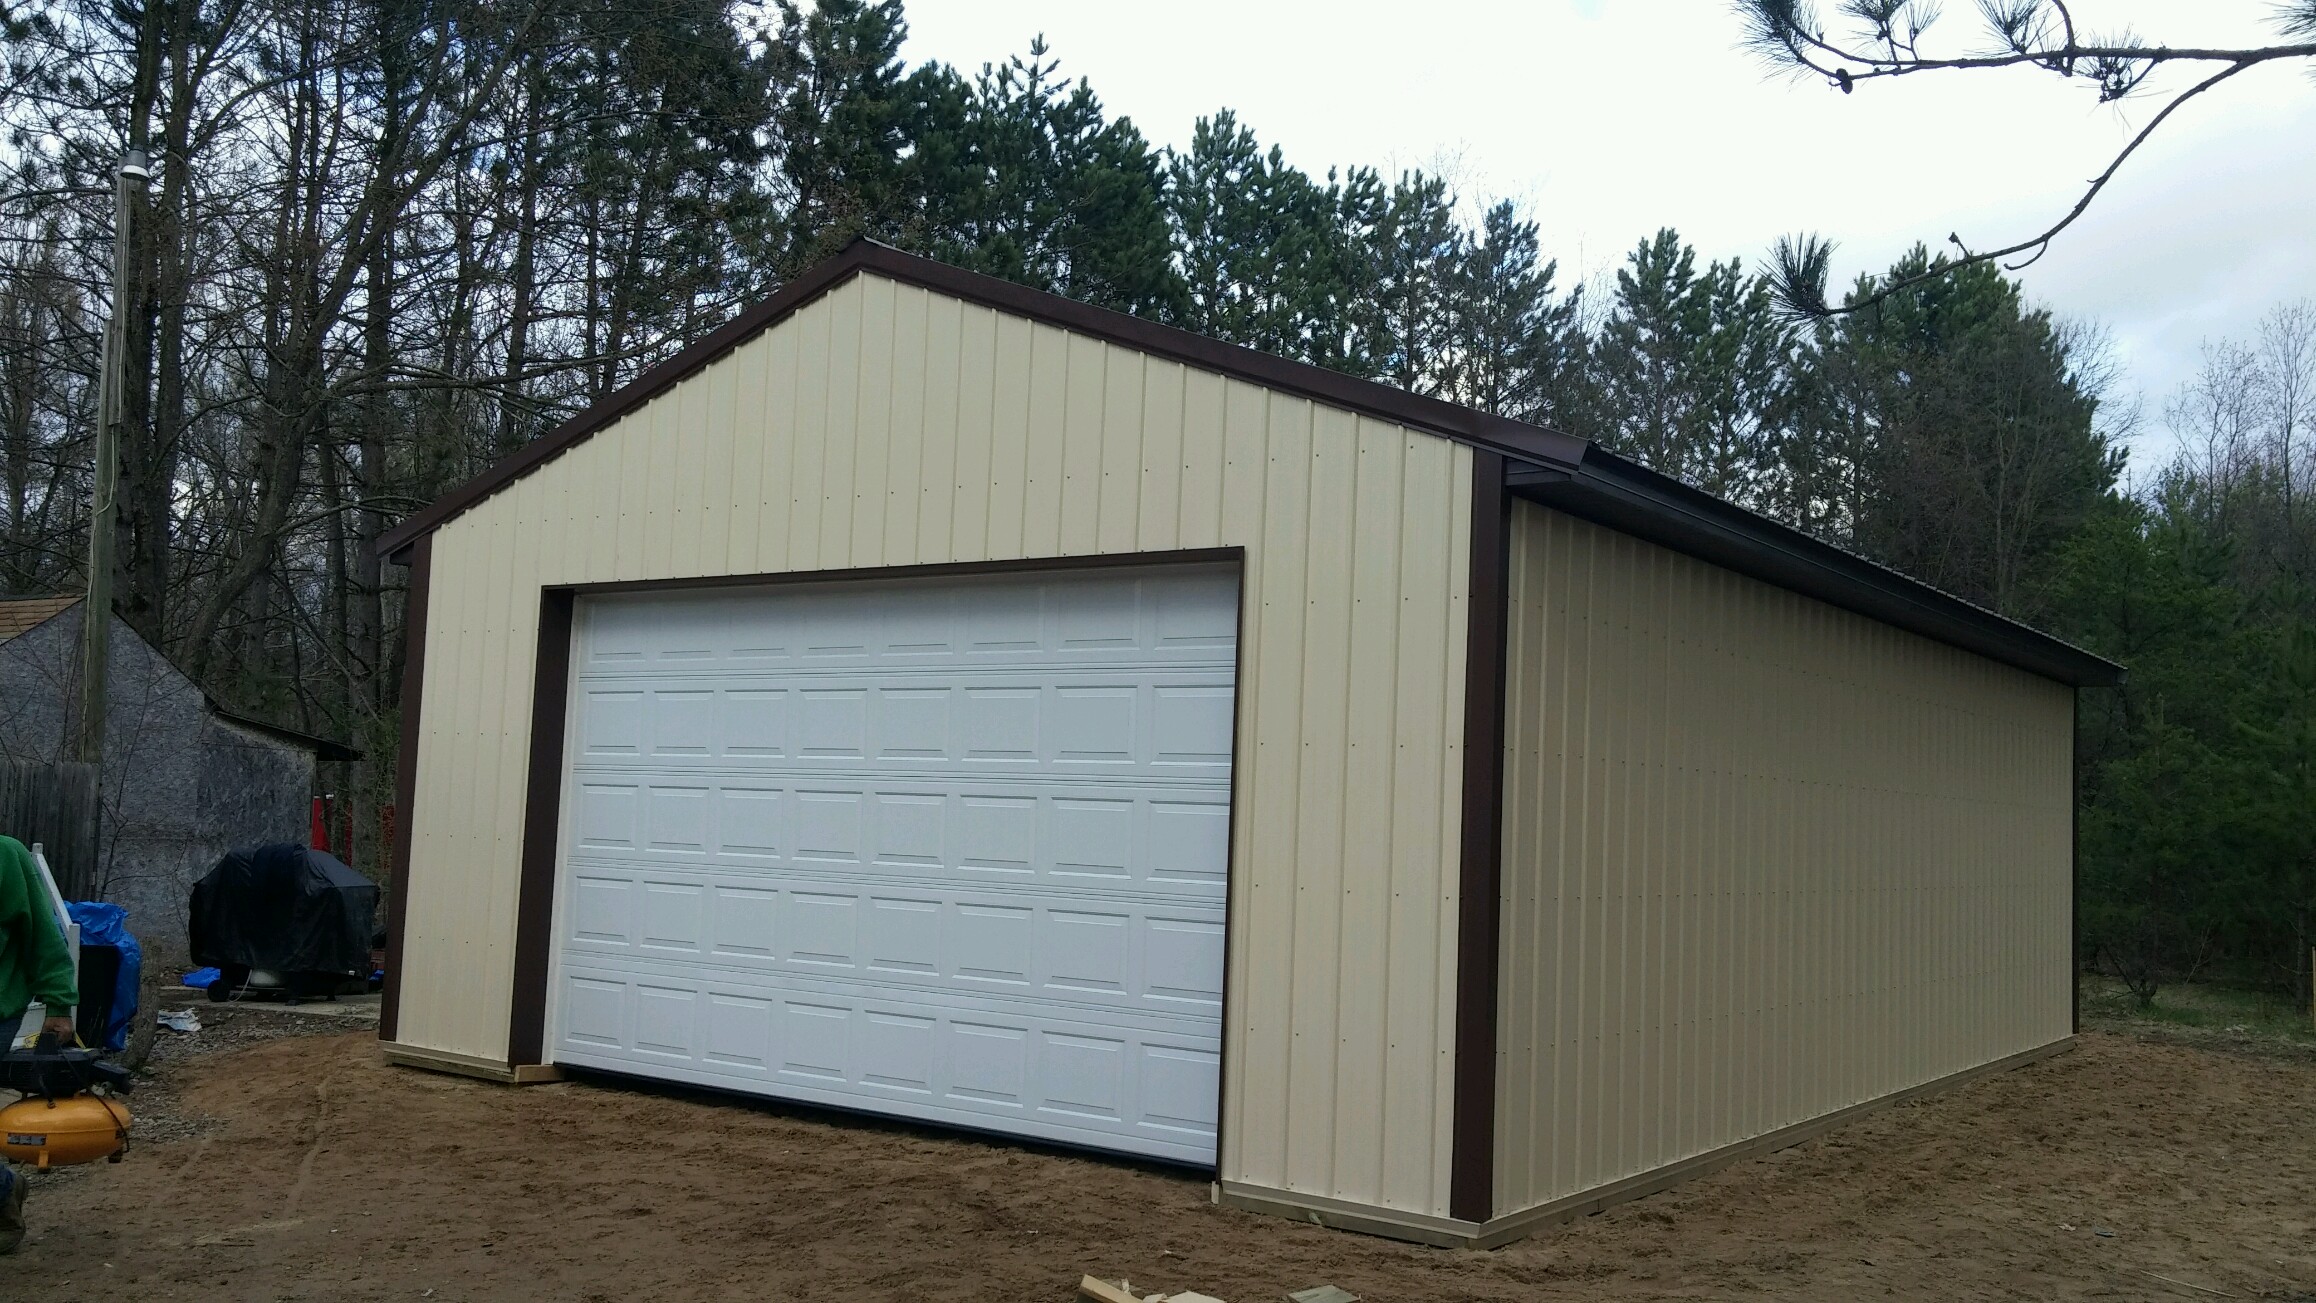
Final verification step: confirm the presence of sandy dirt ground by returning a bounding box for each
[9,1024,2315,1302]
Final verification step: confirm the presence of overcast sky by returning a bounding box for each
[899,0,2316,472]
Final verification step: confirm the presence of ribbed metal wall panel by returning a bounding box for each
[396,273,1477,1219]
[1494,502,2074,1214]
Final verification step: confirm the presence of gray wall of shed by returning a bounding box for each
[0,605,316,959]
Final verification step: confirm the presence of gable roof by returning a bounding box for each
[0,595,81,645]
[0,595,363,760]
[375,240,2123,688]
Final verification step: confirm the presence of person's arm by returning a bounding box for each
[1,840,78,1026]
[24,898,78,1020]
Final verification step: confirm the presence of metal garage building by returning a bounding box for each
[375,240,2121,1247]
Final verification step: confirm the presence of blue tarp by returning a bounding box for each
[181,966,221,989]
[65,901,142,1051]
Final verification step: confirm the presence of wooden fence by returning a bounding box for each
[0,759,101,899]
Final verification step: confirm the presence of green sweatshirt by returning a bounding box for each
[0,834,78,1026]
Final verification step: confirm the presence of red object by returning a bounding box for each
[311,797,329,851]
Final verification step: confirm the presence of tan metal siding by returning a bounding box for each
[1494,502,2073,1214]
[397,273,1477,1219]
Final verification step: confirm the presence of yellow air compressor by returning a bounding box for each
[0,1041,133,1168]
[1,1093,131,1169]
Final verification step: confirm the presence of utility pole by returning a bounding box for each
[78,149,150,765]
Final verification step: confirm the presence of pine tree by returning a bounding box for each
[1587,229,1793,505]
[913,39,1183,317]
[1799,248,2121,616]
[1166,111,1357,363]
[1451,201,1583,428]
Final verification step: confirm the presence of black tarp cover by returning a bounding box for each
[190,844,378,975]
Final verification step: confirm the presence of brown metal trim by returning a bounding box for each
[555,547,1245,600]
[376,239,1585,559]
[495,546,1249,1076]
[378,533,431,1043]
[1210,551,1251,1178]
[1450,449,1512,1224]
[506,587,575,1067]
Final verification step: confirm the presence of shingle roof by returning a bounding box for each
[0,595,81,645]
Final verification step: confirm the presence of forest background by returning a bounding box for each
[2,0,2308,1003]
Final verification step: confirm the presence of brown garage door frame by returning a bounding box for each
[500,546,1250,1162]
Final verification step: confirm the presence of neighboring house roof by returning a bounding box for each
[206,700,364,763]
[372,239,2125,689]
[0,595,81,645]
[0,596,363,761]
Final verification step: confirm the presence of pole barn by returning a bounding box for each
[375,240,2121,1247]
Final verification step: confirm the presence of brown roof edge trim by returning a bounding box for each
[1512,448,2127,689]
[377,239,1590,556]
[1450,449,1511,1225]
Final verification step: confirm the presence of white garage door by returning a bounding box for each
[550,566,1237,1164]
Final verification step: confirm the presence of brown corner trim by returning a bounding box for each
[1210,551,1253,1180]
[506,588,576,1067]
[1450,449,1512,1225]
[376,239,1585,559]
[379,533,431,1043]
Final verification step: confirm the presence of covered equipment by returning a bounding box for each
[190,845,378,999]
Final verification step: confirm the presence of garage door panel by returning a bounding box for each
[715,787,784,857]
[571,676,1233,773]
[636,880,706,952]
[555,568,1233,1164]
[784,891,858,967]
[870,791,947,867]
[947,1020,1030,1106]
[791,790,864,865]
[644,784,712,855]
[796,689,868,757]
[1143,918,1226,1006]
[575,782,640,850]
[569,782,1229,898]
[648,690,718,755]
[562,878,1221,1017]
[1139,1044,1223,1135]
[719,688,789,756]
[564,976,625,1049]
[1147,799,1231,882]
[554,962,1221,1161]
[703,992,775,1072]
[708,885,778,957]
[631,983,698,1059]
[579,690,645,755]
